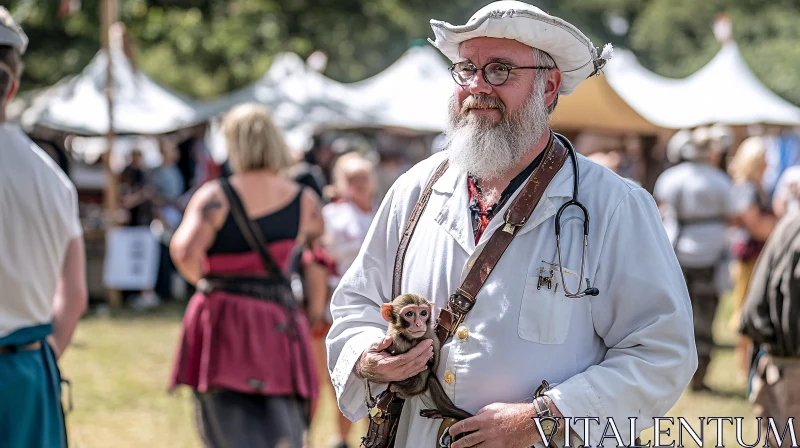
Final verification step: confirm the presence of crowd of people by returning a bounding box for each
[117,143,188,309]
[654,124,800,436]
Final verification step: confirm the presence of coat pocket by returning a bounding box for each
[518,276,574,344]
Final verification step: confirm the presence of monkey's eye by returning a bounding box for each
[405,311,414,318]
[420,310,428,317]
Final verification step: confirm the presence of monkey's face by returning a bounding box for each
[400,305,431,338]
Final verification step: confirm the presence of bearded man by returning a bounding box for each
[326,2,697,447]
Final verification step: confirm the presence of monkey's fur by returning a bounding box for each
[381,293,473,421]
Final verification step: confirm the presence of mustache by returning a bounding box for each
[460,95,506,114]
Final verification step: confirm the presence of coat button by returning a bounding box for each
[444,371,455,385]
[457,327,469,340]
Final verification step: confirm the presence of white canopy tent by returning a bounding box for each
[345,45,454,133]
[202,52,375,154]
[607,42,800,128]
[18,46,203,136]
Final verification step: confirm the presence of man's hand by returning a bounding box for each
[449,402,544,448]
[354,336,433,383]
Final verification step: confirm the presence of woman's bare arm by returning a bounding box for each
[299,189,329,328]
[169,182,227,285]
[738,205,777,242]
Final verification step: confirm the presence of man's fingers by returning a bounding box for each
[371,339,434,381]
[375,336,393,351]
[403,338,432,358]
[395,359,428,380]
[396,341,433,366]
[451,429,485,448]
[450,415,482,438]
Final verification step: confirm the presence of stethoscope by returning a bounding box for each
[553,133,600,298]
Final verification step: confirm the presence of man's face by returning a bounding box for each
[444,37,561,180]
[455,37,540,125]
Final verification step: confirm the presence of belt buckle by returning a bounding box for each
[437,418,474,448]
[437,418,459,447]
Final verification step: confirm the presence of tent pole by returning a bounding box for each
[102,0,121,308]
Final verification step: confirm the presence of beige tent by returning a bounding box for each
[550,72,662,134]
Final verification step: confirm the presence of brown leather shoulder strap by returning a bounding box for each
[391,159,450,298]
[434,137,568,344]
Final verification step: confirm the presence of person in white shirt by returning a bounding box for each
[323,152,378,285]
[318,151,377,447]
[772,164,800,219]
[326,2,697,448]
[654,128,733,392]
[0,8,87,447]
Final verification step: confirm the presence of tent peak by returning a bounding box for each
[713,13,733,44]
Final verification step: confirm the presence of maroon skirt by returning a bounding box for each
[169,249,318,405]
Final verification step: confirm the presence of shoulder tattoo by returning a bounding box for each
[201,198,223,222]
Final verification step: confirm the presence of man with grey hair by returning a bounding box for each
[0,7,87,447]
[327,2,696,447]
[654,128,733,392]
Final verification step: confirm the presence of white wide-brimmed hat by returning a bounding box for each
[429,1,612,95]
[0,7,27,55]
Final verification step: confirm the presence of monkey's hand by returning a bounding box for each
[354,336,433,383]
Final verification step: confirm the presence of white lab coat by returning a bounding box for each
[326,150,697,448]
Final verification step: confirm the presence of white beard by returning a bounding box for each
[444,85,549,181]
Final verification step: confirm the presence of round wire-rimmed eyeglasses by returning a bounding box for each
[449,61,553,86]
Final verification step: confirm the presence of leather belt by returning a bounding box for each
[0,340,42,354]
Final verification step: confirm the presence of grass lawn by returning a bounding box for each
[59,293,753,448]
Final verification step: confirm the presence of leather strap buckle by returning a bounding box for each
[447,312,466,339]
[448,292,473,314]
[444,293,473,339]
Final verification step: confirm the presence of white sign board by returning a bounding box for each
[103,227,161,290]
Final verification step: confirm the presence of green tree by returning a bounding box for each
[627,0,800,105]
[4,0,800,106]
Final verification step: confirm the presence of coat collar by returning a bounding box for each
[430,153,576,254]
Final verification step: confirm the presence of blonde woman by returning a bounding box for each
[315,152,377,448]
[728,136,777,383]
[169,104,327,448]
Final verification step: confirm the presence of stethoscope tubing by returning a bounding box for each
[552,133,599,298]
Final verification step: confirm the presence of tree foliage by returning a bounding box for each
[4,0,800,105]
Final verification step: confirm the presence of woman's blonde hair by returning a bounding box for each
[332,152,375,195]
[728,136,767,183]
[222,103,292,174]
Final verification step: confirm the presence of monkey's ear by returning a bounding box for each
[429,303,435,313]
[381,304,393,322]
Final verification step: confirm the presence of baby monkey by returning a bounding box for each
[381,293,472,421]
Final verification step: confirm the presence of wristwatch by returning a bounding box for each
[532,381,560,446]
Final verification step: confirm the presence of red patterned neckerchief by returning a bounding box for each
[466,176,492,244]
[466,135,552,244]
